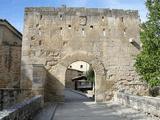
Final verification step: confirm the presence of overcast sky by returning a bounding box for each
[0,0,148,32]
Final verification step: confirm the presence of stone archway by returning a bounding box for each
[44,51,107,102]
[21,7,142,103]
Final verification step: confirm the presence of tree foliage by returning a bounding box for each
[135,0,160,87]
[85,66,95,83]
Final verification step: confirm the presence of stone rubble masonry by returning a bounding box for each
[0,46,21,88]
[115,92,160,118]
[21,6,148,102]
[0,19,22,88]
[0,95,42,120]
[0,88,32,110]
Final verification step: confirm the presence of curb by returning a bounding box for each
[50,103,58,120]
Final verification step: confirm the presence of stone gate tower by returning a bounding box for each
[21,6,147,102]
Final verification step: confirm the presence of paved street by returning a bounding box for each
[53,89,156,120]
[64,89,93,102]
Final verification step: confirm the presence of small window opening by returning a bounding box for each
[102,16,105,21]
[124,28,127,35]
[68,25,71,29]
[90,25,93,29]
[60,14,63,20]
[39,41,42,46]
[80,65,83,68]
[40,15,43,20]
[60,27,63,35]
[82,28,85,36]
[121,17,124,22]
[103,28,106,36]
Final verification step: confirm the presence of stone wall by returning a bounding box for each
[32,64,46,96]
[0,95,42,120]
[0,19,22,88]
[0,46,21,88]
[22,6,148,102]
[0,88,32,110]
[116,92,160,117]
[0,26,21,46]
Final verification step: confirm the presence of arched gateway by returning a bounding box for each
[43,51,107,102]
[21,6,146,102]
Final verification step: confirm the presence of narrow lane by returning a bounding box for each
[53,89,156,120]
[64,89,92,102]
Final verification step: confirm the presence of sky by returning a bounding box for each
[0,0,148,32]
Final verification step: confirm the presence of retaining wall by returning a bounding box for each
[0,88,32,110]
[0,95,42,120]
[116,92,160,117]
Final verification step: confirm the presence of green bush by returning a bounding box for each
[85,66,95,83]
[135,0,160,87]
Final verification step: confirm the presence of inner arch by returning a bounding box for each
[65,61,95,102]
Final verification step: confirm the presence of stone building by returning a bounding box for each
[0,19,22,88]
[21,6,148,102]
[65,68,83,89]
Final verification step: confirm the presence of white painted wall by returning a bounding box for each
[68,61,90,72]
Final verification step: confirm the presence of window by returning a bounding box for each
[60,14,63,20]
[40,15,43,20]
[82,28,85,36]
[90,25,93,29]
[60,27,63,35]
[121,17,124,22]
[39,41,42,46]
[68,25,71,29]
[102,16,104,21]
[80,65,83,68]
[103,28,106,36]
[124,28,127,35]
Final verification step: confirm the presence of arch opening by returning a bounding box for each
[42,52,107,103]
[65,61,95,102]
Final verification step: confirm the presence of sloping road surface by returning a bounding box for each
[53,89,157,120]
